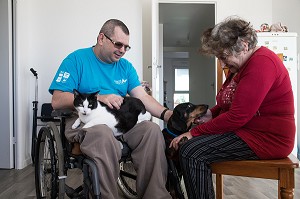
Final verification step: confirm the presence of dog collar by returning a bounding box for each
[165,128,178,137]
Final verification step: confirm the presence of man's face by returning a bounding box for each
[100,26,130,63]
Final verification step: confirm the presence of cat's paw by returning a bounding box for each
[72,118,81,129]
[72,123,79,129]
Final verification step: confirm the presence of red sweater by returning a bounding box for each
[191,47,295,159]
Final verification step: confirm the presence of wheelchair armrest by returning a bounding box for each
[121,142,131,158]
[118,141,132,163]
[51,109,73,118]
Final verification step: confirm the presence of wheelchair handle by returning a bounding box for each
[51,109,74,117]
[30,68,38,78]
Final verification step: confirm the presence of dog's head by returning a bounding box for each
[167,102,209,136]
[163,102,209,160]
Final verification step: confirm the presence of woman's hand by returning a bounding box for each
[169,132,193,151]
[195,109,212,124]
[98,94,124,109]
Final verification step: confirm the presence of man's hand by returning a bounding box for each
[98,94,124,109]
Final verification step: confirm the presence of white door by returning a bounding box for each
[0,0,14,168]
[151,0,164,129]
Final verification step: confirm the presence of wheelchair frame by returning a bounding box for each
[33,110,186,198]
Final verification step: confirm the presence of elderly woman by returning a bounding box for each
[170,16,295,199]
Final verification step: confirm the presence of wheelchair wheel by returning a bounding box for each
[35,122,65,199]
[166,159,186,199]
[81,158,101,199]
[117,160,138,199]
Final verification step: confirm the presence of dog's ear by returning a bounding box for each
[167,117,188,134]
[167,110,188,134]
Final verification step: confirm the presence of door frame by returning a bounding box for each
[0,0,15,169]
[151,0,217,126]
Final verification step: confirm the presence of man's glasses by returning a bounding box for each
[104,34,131,51]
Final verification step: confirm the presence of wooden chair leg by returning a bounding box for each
[280,187,294,199]
[215,174,223,199]
[279,168,295,199]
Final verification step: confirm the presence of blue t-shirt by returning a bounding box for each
[49,47,141,96]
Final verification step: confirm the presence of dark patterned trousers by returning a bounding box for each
[179,132,259,199]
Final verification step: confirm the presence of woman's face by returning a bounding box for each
[219,55,242,73]
[218,41,250,73]
[218,41,254,73]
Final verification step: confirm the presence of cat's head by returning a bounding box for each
[73,89,99,115]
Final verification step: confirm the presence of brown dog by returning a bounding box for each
[162,102,209,160]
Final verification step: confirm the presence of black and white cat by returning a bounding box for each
[72,89,151,137]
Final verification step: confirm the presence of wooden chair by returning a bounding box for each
[211,154,299,199]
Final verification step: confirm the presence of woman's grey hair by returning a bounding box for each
[200,16,257,58]
[100,19,129,37]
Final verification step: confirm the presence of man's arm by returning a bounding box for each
[130,86,172,122]
[51,90,74,110]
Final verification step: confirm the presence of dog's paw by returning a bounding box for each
[166,136,188,160]
[178,136,188,146]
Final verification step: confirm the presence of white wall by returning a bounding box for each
[15,0,143,169]
[216,0,273,28]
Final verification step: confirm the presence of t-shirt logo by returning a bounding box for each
[114,79,127,85]
[56,71,70,83]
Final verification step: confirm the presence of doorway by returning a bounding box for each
[158,2,216,109]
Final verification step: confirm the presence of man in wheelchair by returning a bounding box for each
[48,19,173,199]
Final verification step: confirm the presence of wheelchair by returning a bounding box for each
[33,106,186,199]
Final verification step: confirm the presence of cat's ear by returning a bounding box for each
[91,91,100,97]
[73,89,80,97]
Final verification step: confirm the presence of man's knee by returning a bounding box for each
[80,124,122,159]
[123,121,165,150]
[139,121,163,140]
